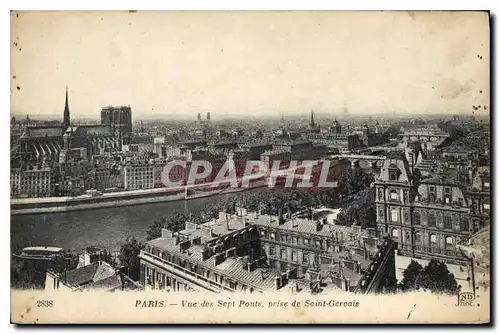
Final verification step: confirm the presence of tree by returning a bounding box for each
[146,220,165,241]
[419,259,459,294]
[399,259,459,295]
[119,237,144,281]
[335,188,376,228]
[399,260,423,292]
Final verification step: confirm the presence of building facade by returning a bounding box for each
[15,165,54,198]
[139,209,395,294]
[123,161,167,190]
[375,150,490,291]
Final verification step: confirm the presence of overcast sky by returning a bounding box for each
[11,11,489,120]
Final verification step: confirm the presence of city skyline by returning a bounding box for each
[11,11,489,119]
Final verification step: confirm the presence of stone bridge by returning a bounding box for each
[401,132,449,142]
[330,154,386,169]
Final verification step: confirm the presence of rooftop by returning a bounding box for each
[62,261,116,287]
[146,237,277,291]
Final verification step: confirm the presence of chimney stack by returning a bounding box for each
[316,220,323,231]
[278,209,285,225]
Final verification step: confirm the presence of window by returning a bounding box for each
[378,189,383,201]
[315,240,321,248]
[392,229,399,238]
[457,219,468,232]
[270,232,275,240]
[415,232,422,243]
[281,234,287,242]
[444,187,451,195]
[404,190,409,203]
[413,212,421,225]
[445,236,454,246]
[281,249,287,260]
[304,238,310,246]
[428,213,436,227]
[391,208,399,222]
[429,186,436,203]
[443,215,452,229]
[430,234,437,244]
[269,246,275,256]
[260,230,265,237]
[292,251,298,262]
[390,190,398,201]
[458,198,464,206]
[302,253,309,264]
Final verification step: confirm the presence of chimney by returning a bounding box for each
[185,222,197,230]
[275,276,281,290]
[278,209,285,225]
[316,221,323,232]
[161,228,173,238]
[214,253,226,266]
[201,245,211,261]
[119,271,125,291]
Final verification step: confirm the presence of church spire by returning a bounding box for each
[63,86,70,130]
[310,110,315,127]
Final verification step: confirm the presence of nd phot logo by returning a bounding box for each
[455,292,478,307]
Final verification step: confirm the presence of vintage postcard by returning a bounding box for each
[10,11,490,324]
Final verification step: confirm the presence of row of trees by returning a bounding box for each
[335,188,376,229]
[399,259,460,294]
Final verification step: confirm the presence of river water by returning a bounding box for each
[11,190,262,254]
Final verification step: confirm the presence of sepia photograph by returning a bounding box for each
[9,10,491,324]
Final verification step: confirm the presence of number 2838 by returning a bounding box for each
[36,300,53,307]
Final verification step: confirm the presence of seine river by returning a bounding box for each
[11,190,263,254]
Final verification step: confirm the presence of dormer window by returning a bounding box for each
[388,163,401,181]
[444,187,452,204]
[429,186,436,204]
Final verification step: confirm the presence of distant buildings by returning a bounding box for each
[123,161,167,190]
[11,88,136,197]
[10,164,53,198]
[20,165,53,198]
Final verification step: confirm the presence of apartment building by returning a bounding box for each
[18,166,53,198]
[139,208,395,294]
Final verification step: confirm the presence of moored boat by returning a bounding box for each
[13,246,64,261]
